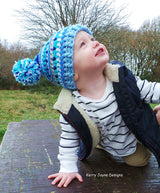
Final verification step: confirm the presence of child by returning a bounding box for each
[12,24,160,188]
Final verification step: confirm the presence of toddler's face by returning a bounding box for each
[73,31,109,76]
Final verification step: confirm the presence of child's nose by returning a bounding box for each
[93,41,99,48]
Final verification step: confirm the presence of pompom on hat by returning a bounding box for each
[12,24,92,90]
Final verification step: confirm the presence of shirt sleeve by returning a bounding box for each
[57,115,80,173]
[136,76,160,104]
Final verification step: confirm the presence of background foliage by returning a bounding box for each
[0,16,159,90]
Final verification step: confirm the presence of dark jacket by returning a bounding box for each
[54,61,160,166]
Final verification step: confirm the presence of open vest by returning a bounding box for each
[54,61,160,167]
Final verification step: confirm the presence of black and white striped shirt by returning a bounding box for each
[58,77,160,172]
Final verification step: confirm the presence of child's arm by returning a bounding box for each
[48,115,81,187]
[48,172,83,188]
[153,105,160,125]
[136,77,160,104]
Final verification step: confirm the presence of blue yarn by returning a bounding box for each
[12,58,41,85]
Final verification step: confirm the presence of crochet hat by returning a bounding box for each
[12,24,92,90]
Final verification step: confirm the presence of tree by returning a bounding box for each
[130,17,160,81]
[16,0,128,48]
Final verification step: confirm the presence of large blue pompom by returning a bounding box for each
[12,58,41,85]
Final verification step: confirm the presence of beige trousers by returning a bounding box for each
[123,142,152,167]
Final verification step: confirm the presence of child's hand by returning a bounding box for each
[48,172,83,188]
[153,105,160,125]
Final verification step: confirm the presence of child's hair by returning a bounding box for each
[12,24,92,90]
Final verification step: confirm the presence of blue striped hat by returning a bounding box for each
[12,24,92,90]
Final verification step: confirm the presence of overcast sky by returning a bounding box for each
[0,0,159,44]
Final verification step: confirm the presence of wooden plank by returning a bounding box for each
[0,120,160,193]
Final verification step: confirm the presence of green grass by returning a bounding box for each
[0,89,60,143]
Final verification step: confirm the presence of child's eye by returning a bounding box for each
[80,42,85,47]
[91,37,95,41]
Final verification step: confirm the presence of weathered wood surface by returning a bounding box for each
[0,119,160,193]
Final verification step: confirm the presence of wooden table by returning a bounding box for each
[0,120,160,193]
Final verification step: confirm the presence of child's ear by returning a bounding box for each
[74,73,79,81]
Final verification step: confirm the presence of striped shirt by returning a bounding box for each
[58,77,160,172]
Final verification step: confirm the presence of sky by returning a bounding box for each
[0,0,159,45]
[115,0,160,29]
[0,0,26,44]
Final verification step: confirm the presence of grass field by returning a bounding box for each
[0,89,60,143]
